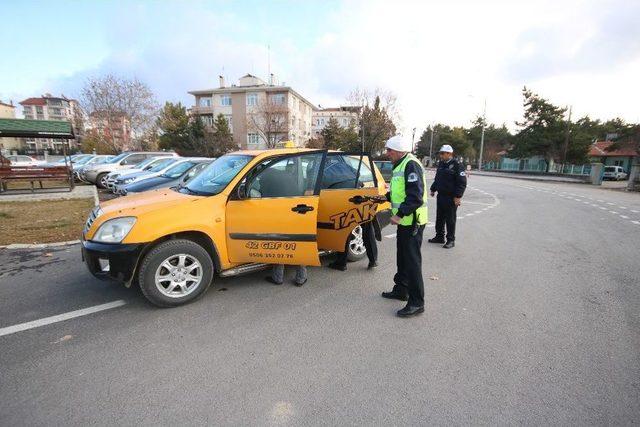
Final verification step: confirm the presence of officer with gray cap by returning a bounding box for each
[428,144,467,248]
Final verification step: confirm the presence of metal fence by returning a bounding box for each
[484,158,592,176]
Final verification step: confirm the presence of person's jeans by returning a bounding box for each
[272,264,307,284]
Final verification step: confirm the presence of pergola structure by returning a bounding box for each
[0,118,75,162]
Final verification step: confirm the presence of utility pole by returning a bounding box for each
[562,105,572,166]
[478,98,487,171]
[411,127,416,153]
[361,105,365,152]
[428,126,434,163]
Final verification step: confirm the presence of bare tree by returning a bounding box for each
[347,87,401,126]
[347,88,399,154]
[80,74,158,152]
[247,96,289,148]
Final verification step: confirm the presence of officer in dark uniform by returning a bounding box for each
[380,135,428,318]
[428,144,467,248]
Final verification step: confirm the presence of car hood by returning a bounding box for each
[100,188,201,217]
[125,176,172,191]
[117,170,155,181]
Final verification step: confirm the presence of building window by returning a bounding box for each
[247,133,261,147]
[36,106,43,114]
[221,95,232,106]
[202,115,214,126]
[270,94,285,105]
[199,97,212,107]
[246,93,258,106]
[614,160,624,166]
[342,118,348,126]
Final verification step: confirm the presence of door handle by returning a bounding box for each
[348,195,367,204]
[291,204,314,214]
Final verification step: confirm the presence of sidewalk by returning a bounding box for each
[0,184,98,204]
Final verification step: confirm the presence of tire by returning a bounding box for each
[96,172,109,189]
[138,239,214,307]
[346,225,367,262]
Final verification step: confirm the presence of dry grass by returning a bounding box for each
[0,198,95,245]
[2,179,72,191]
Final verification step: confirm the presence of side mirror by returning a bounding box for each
[237,183,247,199]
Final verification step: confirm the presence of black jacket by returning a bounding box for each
[385,154,425,218]
[430,159,467,198]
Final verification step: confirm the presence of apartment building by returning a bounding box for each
[86,111,132,150]
[0,100,22,153]
[189,74,316,149]
[312,106,361,138]
[19,94,82,152]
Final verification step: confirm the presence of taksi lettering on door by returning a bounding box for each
[329,203,378,230]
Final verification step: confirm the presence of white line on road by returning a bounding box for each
[610,211,618,214]
[384,233,396,239]
[0,300,127,338]
[632,221,640,225]
[620,215,629,219]
[619,206,627,209]
[632,210,639,213]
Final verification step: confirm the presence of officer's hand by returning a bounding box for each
[390,215,402,225]
[454,197,461,206]
[430,191,435,197]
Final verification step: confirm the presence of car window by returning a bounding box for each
[134,157,162,170]
[146,158,177,172]
[121,154,147,165]
[246,153,323,198]
[162,161,196,179]
[605,167,614,172]
[184,162,209,181]
[344,156,375,188]
[19,156,32,162]
[8,156,17,161]
[183,155,252,196]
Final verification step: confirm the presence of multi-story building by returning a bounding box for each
[19,94,82,152]
[312,106,361,138]
[189,74,316,149]
[0,100,22,153]
[86,111,132,151]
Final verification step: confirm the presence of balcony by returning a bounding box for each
[191,105,215,115]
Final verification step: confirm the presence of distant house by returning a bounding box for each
[588,140,638,174]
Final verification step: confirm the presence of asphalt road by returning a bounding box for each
[1,175,639,425]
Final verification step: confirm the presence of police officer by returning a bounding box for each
[428,145,467,248]
[381,135,428,318]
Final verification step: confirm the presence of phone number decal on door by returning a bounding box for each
[245,241,298,251]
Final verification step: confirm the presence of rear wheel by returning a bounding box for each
[138,239,214,307]
[96,172,109,189]
[346,225,367,262]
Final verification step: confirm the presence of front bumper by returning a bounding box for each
[82,240,145,283]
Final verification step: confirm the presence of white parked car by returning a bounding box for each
[603,166,628,181]
[105,156,178,191]
[6,155,45,167]
[113,158,209,194]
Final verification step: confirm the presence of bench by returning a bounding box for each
[0,165,74,193]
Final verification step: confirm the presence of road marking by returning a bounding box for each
[599,207,607,210]
[620,215,629,219]
[632,210,639,213]
[384,233,396,239]
[619,206,627,209]
[607,202,614,205]
[610,211,618,214]
[0,300,127,337]
[632,221,640,225]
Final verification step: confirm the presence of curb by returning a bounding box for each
[0,240,80,250]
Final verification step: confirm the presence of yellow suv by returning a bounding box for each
[82,149,391,306]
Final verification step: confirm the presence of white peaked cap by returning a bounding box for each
[385,135,412,152]
[439,144,454,153]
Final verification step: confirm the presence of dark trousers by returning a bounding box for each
[435,195,457,241]
[392,224,425,307]
[335,220,377,266]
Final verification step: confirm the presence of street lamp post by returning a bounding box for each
[411,127,416,153]
[478,98,487,171]
[428,127,434,164]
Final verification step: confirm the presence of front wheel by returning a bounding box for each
[96,172,109,189]
[138,239,214,307]
[346,225,367,262]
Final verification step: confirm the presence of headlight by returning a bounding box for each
[123,177,135,184]
[93,217,136,243]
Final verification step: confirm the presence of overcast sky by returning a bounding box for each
[2,0,639,136]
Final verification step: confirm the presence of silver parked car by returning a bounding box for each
[105,156,178,192]
[83,151,178,188]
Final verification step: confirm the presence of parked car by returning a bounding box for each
[111,157,197,193]
[6,155,46,167]
[373,160,393,182]
[120,159,214,195]
[82,149,391,307]
[46,154,93,167]
[75,155,115,182]
[603,166,628,181]
[105,156,179,191]
[83,151,178,188]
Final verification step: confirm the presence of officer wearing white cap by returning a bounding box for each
[428,144,467,248]
[381,134,428,318]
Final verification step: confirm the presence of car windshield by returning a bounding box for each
[162,161,196,179]
[74,156,94,165]
[181,155,252,196]
[148,158,177,172]
[107,153,129,164]
[605,167,615,172]
[134,157,163,170]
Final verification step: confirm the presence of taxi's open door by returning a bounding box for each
[225,150,327,267]
[316,152,383,252]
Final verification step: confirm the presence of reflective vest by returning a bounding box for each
[390,154,428,226]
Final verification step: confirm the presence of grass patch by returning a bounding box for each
[2,179,72,191]
[0,198,94,245]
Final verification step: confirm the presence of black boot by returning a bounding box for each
[328,261,347,271]
[381,290,408,301]
[443,241,455,249]
[367,261,378,270]
[428,236,445,244]
[397,304,425,318]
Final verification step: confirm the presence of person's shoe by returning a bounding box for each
[294,278,307,287]
[265,276,283,285]
[443,241,455,249]
[397,305,425,318]
[367,261,378,270]
[328,261,347,271]
[428,236,445,244]
[381,291,408,301]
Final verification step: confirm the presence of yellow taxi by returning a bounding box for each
[82,149,391,306]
